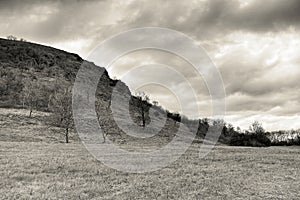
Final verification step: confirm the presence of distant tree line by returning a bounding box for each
[6,35,27,42]
[266,129,300,146]
[227,121,271,147]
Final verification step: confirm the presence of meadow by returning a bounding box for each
[0,108,299,199]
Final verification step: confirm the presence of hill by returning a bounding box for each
[0,38,193,145]
[0,38,275,147]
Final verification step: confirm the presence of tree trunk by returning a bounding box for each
[65,128,69,143]
[22,97,25,108]
[142,112,145,127]
[107,100,111,111]
[29,108,32,118]
[137,97,146,127]
[102,132,106,143]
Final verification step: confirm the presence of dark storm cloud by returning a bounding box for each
[123,0,300,40]
[196,0,300,34]
[1,0,300,44]
[2,0,300,44]
[0,0,111,42]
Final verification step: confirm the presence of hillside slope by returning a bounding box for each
[0,38,194,145]
[0,38,276,147]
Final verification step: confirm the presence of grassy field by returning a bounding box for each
[0,108,300,199]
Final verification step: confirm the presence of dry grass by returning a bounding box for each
[0,108,78,143]
[0,108,299,199]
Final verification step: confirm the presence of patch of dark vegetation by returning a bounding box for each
[266,130,300,146]
[228,132,271,147]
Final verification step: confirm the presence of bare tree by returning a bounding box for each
[95,98,110,143]
[213,119,226,127]
[21,79,40,117]
[7,35,17,40]
[136,91,149,127]
[249,121,265,134]
[49,85,73,143]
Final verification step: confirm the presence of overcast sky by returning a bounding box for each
[1,0,300,131]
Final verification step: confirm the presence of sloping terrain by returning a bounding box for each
[0,109,299,199]
[0,38,279,147]
[0,108,79,143]
[0,38,193,146]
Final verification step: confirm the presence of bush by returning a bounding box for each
[228,121,271,147]
[229,132,271,147]
[167,111,181,123]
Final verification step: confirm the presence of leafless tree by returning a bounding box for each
[7,35,17,40]
[95,98,110,143]
[249,121,265,134]
[213,119,226,127]
[21,79,40,117]
[136,91,149,127]
[49,85,73,143]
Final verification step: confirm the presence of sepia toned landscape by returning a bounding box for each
[1,0,300,199]
[0,38,299,199]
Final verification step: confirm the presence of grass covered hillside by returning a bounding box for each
[0,38,191,145]
[0,38,291,147]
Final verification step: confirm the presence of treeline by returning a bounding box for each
[266,130,300,146]
[191,119,272,147]
[195,120,300,147]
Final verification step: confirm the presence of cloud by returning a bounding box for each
[120,0,300,40]
[0,0,116,43]
[3,0,300,45]
[108,50,211,117]
[196,0,300,34]
[215,32,300,118]
[1,0,300,130]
